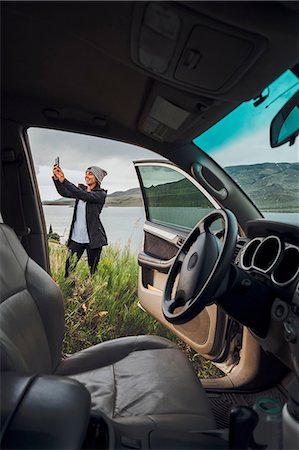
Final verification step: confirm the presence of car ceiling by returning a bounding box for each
[1,1,299,154]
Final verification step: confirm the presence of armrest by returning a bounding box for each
[1,372,91,449]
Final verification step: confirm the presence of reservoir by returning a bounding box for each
[43,205,299,254]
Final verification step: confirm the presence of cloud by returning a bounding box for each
[28,128,164,199]
[208,127,299,168]
[28,128,158,169]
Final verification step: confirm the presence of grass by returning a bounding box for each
[49,242,223,379]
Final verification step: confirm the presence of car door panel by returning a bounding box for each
[138,222,229,359]
[138,275,229,358]
[135,161,233,362]
[144,222,185,260]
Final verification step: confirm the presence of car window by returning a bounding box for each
[193,69,299,226]
[27,128,161,252]
[137,164,216,231]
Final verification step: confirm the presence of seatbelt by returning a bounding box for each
[1,149,31,240]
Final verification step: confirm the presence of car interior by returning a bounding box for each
[1,2,299,449]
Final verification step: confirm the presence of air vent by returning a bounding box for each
[233,238,248,263]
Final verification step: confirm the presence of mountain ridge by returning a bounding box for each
[43,162,298,211]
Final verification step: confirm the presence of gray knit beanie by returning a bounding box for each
[87,166,107,184]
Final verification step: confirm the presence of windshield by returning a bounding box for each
[193,70,299,226]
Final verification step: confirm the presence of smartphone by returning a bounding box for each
[55,156,60,166]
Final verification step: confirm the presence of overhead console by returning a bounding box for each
[130,2,267,97]
[136,81,217,142]
[131,2,267,142]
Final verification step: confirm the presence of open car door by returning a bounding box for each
[135,160,242,368]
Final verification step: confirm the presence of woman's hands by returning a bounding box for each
[53,165,65,182]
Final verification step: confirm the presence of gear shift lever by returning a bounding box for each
[229,406,259,449]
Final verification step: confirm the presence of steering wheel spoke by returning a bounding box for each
[165,296,186,314]
[198,221,206,234]
[177,248,187,264]
[163,209,238,324]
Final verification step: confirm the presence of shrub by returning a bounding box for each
[48,224,60,243]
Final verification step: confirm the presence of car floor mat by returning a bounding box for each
[206,386,287,429]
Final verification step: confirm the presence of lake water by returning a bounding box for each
[43,205,145,253]
[43,205,299,253]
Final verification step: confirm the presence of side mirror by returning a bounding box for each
[270,90,299,148]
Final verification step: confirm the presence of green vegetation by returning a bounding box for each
[47,224,60,243]
[145,178,212,208]
[49,243,222,379]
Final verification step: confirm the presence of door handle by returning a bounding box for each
[191,162,228,201]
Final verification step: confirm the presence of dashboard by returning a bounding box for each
[235,219,299,377]
[239,235,299,287]
[239,219,299,286]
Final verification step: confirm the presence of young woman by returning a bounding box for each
[52,164,108,276]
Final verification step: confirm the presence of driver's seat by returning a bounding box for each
[0,223,216,446]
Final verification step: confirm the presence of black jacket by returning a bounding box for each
[53,178,108,249]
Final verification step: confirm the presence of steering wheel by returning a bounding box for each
[163,209,238,324]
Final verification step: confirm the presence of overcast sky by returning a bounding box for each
[29,128,163,200]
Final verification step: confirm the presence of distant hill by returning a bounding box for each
[142,162,298,211]
[144,178,212,208]
[106,188,143,206]
[225,162,299,211]
[43,187,142,207]
[42,163,298,211]
[43,197,75,206]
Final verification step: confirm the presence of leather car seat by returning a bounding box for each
[0,224,215,440]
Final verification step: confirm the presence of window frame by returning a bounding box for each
[135,161,220,232]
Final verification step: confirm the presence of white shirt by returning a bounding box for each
[71,200,90,244]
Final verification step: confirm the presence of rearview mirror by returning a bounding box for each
[270,90,299,148]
